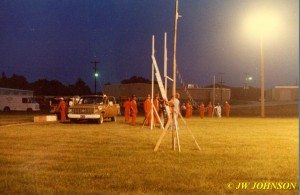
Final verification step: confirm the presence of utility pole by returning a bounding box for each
[244,73,249,89]
[172,0,179,150]
[91,60,99,94]
[218,72,225,103]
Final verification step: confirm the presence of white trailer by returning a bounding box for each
[0,95,40,111]
[0,88,40,111]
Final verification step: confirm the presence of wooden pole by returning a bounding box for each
[172,0,179,150]
[260,34,265,117]
[151,35,155,129]
[212,75,216,117]
[154,119,172,152]
[164,32,168,94]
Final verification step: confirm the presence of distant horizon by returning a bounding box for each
[2,72,298,92]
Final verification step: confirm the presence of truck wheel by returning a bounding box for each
[97,115,104,124]
[111,116,116,122]
[3,107,10,112]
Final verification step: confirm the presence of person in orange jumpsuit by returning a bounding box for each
[185,100,193,118]
[153,95,159,124]
[57,97,66,122]
[130,95,138,125]
[225,101,230,118]
[123,96,131,122]
[207,101,213,117]
[199,101,205,119]
[143,95,152,126]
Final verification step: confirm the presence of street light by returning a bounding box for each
[244,73,253,89]
[91,61,100,94]
[243,9,281,117]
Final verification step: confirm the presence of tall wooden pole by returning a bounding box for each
[172,0,179,150]
[172,0,178,99]
[213,76,216,105]
[164,32,168,93]
[260,34,265,117]
[212,75,216,118]
[151,35,155,129]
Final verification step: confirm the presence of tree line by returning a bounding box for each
[0,73,154,96]
[0,72,91,96]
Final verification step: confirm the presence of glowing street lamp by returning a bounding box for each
[91,60,100,94]
[244,74,253,89]
[243,9,281,117]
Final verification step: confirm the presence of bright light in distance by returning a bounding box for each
[243,9,282,40]
[94,73,99,77]
[245,76,253,81]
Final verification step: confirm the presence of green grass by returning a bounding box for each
[231,104,298,117]
[0,115,298,194]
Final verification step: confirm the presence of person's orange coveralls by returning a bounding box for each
[143,96,152,125]
[123,97,131,122]
[185,102,193,118]
[199,102,205,119]
[130,96,138,125]
[58,98,66,121]
[207,102,213,117]
[225,101,230,118]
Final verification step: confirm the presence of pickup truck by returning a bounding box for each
[68,95,120,124]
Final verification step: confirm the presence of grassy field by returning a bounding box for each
[231,104,298,117]
[0,114,298,194]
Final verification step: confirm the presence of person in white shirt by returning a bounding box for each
[214,103,222,118]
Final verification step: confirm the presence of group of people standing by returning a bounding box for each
[122,93,181,127]
[122,93,230,127]
[122,95,138,126]
[182,101,230,119]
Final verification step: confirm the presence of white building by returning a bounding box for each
[270,86,298,101]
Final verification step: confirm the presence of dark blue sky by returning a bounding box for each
[0,0,298,91]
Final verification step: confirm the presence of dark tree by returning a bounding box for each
[0,72,8,87]
[31,79,65,96]
[67,78,91,96]
[121,76,152,84]
[0,73,30,89]
[31,79,51,95]
[49,80,67,96]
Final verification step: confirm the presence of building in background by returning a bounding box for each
[269,86,298,101]
[103,83,231,106]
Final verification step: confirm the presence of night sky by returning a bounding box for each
[0,0,298,91]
